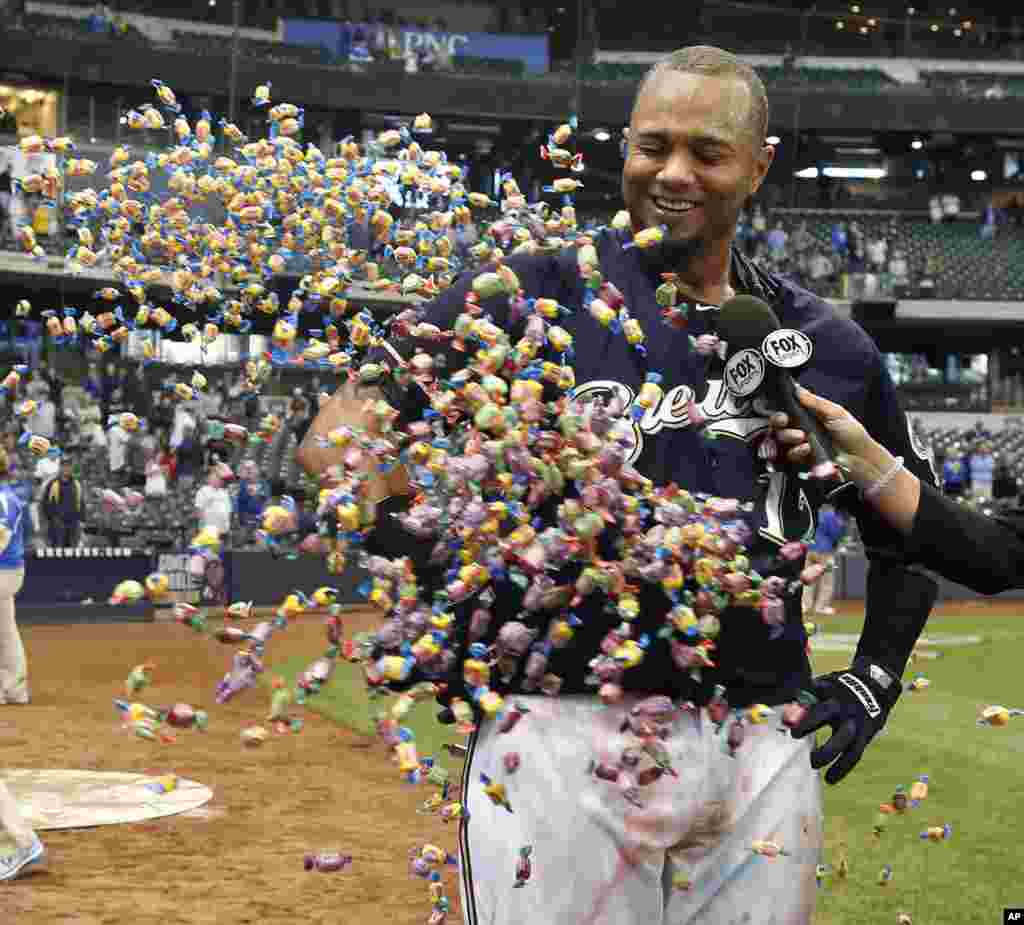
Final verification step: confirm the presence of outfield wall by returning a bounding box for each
[837,553,1024,601]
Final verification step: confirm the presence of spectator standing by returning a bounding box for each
[942,445,966,496]
[941,191,960,222]
[289,388,313,447]
[866,234,887,271]
[808,249,833,295]
[144,444,168,498]
[25,390,56,441]
[750,203,766,246]
[80,405,107,452]
[970,441,995,500]
[847,242,867,274]
[157,435,177,485]
[107,414,130,486]
[790,219,812,257]
[802,503,847,617]
[980,203,997,240]
[888,248,910,296]
[765,220,787,262]
[40,457,82,548]
[31,450,58,544]
[830,221,848,258]
[235,460,269,536]
[194,470,233,538]
[150,391,174,435]
[993,455,1017,500]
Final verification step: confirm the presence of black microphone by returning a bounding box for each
[716,294,839,479]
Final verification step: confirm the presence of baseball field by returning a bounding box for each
[0,599,1020,925]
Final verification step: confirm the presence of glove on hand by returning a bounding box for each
[790,658,901,784]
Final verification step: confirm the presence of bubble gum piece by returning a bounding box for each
[241,725,269,746]
[111,580,146,605]
[513,845,532,887]
[480,773,513,813]
[751,839,789,858]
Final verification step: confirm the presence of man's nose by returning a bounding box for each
[656,150,697,188]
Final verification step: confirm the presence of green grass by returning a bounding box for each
[809,610,1024,925]
[262,654,462,770]
[266,611,1024,923]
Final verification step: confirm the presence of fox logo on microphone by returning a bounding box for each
[762,329,813,369]
[724,348,766,398]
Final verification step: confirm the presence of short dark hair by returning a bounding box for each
[636,46,769,149]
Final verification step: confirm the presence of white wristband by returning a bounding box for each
[864,455,904,500]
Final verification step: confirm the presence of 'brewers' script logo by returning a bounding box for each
[572,376,815,546]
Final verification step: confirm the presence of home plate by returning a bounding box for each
[0,769,213,831]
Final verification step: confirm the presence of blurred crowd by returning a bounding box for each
[934,426,1019,503]
[0,359,327,554]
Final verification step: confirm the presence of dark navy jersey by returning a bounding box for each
[371,228,939,707]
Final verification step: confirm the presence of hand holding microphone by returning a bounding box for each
[770,386,901,489]
[716,295,839,480]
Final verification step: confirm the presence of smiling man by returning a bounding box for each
[300,46,938,925]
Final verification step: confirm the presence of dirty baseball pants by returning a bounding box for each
[0,568,27,703]
[458,693,822,925]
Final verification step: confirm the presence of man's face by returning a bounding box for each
[622,71,773,254]
[60,462,73,480]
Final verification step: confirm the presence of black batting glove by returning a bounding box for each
[790,658,902,785]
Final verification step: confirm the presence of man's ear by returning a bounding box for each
[750,143,775,196]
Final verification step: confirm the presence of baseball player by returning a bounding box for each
[300,46,938,925]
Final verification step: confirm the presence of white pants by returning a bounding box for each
[0,567,32,849]
[801,552,836,615]
[459,693,822,925]
[0,568,27,700]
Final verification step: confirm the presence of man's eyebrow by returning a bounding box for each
[631,129,736,148]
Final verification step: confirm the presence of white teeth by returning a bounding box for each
[653,198,696,213]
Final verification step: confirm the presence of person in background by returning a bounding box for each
[107,413,130,487]
[992,454,1017,500]
[194,469,233,538]
[156,434,177,486]
[150,391,174,435]
[0,444,30,706]
[144,442,168,499]
[289,387,313,447]
[36,364,63,436]
[802,503,847,618]
[25,389,56,441]
[830,220,848,259]
[888,248,910,297]
[31,448,59,547]
[765,219,787,263]
[80,405,107,452]
[0,445,46,880]
[170,402,198,484]
[942,445,966,497]
[40,456,82,549]
[235,459,269,542]
[969,440,995,501]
